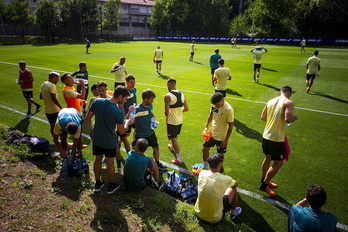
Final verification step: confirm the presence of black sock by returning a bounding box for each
[116,159,121,168]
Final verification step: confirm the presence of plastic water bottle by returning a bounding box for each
[151,117,159,129]
[62,159,69,176]
[73,79,88,84]
[130,103,136,117]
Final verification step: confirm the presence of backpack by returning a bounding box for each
[164,171,198,203]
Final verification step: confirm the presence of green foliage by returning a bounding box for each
[104,0,121,31]
[35,0,62,41]
[230,13,250,36]
[3,0,33,35]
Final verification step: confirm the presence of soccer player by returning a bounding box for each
[123,138,164,191]
[289,185,337,231]
[134,89,167,170]
[305,50,321,93]
[85,38,90,53]
[85,86,133,194]
[164,78,189,164]
[17,61,41,116]
[153,46,163,74]
[53,108,83,158]
[189,40,196,62]
[259,86,298,196]
[40,72,63,137]
[213,59,232,97]
[111,57,127,88]
[202,92,234,170]
[209,49,222,86]
[71,61,89,113]
[250,41,268,83]
[300,37,306,53]
[195,153,242,223]
[60,73,86,114]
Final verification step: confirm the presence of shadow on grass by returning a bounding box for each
[51,172,91,201]
[236,196,276,232]
[158,73,170,79]
[310,91,348,104]
[262,67,278,72]
[257,83,281,92]
[12,117,30,133]
[234,119,263,142]
[193,61,205,65]
[226,88,243,97]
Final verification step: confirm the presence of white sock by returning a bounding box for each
[176,153,182,162]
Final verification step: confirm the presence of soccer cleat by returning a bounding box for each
[94,180,105,193]
[268,181,278,188]
[107,182,120,194]
[230,207,242,220]
[171,159,183,165]
[306,87,310,93]
[259,185,277,196]
[26,111,31,116]
[157,162,167,170]
[36,104,41,111]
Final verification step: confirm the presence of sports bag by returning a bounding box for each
[164,171,198,203]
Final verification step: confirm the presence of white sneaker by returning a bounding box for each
[230,207,242,220]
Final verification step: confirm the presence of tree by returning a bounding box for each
[35,0,62,43]
[230,13,250,36]
[104,0,121,38]
[248,0,298,37]
[6,0,33,37]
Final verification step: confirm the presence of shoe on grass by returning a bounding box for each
[230,207,242,220]
[94,180,105,193]
[107,182,120,194]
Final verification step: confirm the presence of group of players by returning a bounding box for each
[15,41,331,230]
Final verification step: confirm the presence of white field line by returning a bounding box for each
[1,61,347,117]
[0,103,347,230]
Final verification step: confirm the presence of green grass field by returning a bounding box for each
[0,41,347,231]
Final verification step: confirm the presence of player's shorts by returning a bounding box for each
[191,52,194,56]
[203,137,227,154]
[22,90,33,98]
[211,68,218,75]
[135,133,158,148]
[262,138,285,161]
[92,144,116,158]
[155,60,162,63]
[222,195,231,213]
[215,89,227,98]
[254,63,261,71]
[45,112,59,124]
[114,82,126,89]
[86,45,90,48]
[306,74,316,80]
[117,130,128,138]
[167,124,182,139]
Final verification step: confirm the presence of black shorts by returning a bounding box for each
[136,133,158,148]
[254,63,261,71]
[211,68,218,75]
[262,138,285,160]
[22,90,33,98]
[92,144,116,158]
[203,137,227,154]
[156,60,162,63]
[222,195,230,213]
[45,112,59,124]
[215,89,226,98]
[114,82,125,89]
[167,124,182,138]
[306,74,316,80]
[191,52,194,56]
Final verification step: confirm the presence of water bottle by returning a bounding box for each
[130,103,136,117]
[151,117,159,129]
[62,159,69,176]
[73,79,88,84]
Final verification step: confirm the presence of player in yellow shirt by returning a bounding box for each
[111,57,127,88]
[202,92,234,170]
[195,153,241,223]
[153,46,163,74]
[250,41,268,83]
[305,50,321,93]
